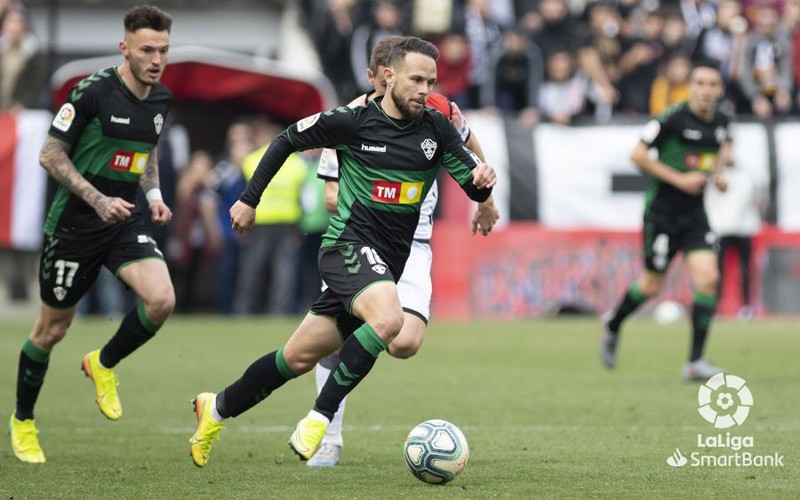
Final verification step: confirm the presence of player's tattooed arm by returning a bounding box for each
[140,146,172,226]
[139,145,160,192]
[39,135,134,224]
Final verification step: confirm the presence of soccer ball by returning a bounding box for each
[653,300,686,324]
[403,419,469,485]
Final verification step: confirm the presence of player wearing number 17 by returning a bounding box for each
[188,36,495,467]
[9,5,175,463]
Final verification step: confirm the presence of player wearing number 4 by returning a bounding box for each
[309,35,499,467]
[9,5,175,463]
[188,36,496,468]
[600,61,731,381]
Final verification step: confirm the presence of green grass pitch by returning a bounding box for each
[1,316,798,499]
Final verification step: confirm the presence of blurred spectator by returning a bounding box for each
[706,162,768,321]
[0,5,46,111]
[169,151,221,313]
[783,0,800,108]
[661,11,693,56]
[538,48,587,125]
[529,0,618,120]
[740,3,793,117]
[691,0,748,112]
[209,119,252,314]
[235,121,306,315]
[350,0,405,94]
[649,51,692,116]
[618,9,667,114]
[585,1,624,88]
[300,0,360,103]
[680,0,718,43]
[481,26,543,125]
[435,32,472,108]
[465,0,504,108]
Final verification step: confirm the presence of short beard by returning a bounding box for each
[390,87,423,120]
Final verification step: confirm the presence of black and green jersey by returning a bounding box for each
[241,97,490,276]
[45,66,171,237]
[640,101,730,216]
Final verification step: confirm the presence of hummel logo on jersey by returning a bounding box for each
[421,138,437,160]
[111,115,130,125]
[372,180,424,204]
[361,143,387,152]
[683,129,702,140]
[109,151,149,174]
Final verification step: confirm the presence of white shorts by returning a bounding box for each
[397,240,432,322]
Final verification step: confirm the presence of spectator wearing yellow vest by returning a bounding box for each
[234,123,308,315]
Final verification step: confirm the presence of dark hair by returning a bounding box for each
[692,59,721,73]
[369,35,406,74]
[385,36,439,68]
[124,5,172,33]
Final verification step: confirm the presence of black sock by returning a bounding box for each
[607,284,648,334]
[314,323,386,421]
[217,348,297,418]
[691,292,717,362]
[100,303,159,368]
[16,339,50,421]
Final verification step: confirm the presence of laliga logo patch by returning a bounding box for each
[154,113,164,134]
[52,103,76,132]
[297,112,321,132]
[371,264,386,275]
[420,138,437,160]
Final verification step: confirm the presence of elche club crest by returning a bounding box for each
[154,113,164,134]
[421,138,437,160]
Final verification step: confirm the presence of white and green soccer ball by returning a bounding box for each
[403,419,469,485]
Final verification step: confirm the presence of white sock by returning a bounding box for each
[307,409,331,426]
[315,363,346,446]
[210,394,226,423]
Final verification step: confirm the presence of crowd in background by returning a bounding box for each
[302,0,800,122]
[0,0,794,315]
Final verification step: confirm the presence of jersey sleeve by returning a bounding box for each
[434,112,491,202]
[48,79,102,146]
[640,114,671,149]
[240,108,357,207]
[285,107,358,151]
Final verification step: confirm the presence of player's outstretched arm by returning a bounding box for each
[40,135,134,224]
[140,145,173,226]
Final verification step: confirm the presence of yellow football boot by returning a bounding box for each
[289,416,328,461]
[81,350,122,420]
[9,415,46,463]
[189,392,224,467]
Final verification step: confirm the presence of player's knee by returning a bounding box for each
[638,277,663,297]
[282,349,317,375]
[371,310,405,344]
[33,319,70,348]
[695,268,719,295]
[145,289,175,324]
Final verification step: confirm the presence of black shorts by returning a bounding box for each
[310,242,396,319]
[39,218,163,308]
[643,208,716,273]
